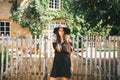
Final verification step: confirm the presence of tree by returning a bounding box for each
[70,0,120,36]
[63,0,92,37]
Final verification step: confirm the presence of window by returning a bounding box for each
[0,21,10,36]
[49,0,60,10]
[43,22,65,35]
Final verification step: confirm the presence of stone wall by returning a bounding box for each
[0,0,11,19]
[11,21,31,37]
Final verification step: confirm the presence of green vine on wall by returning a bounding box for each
[10,0,67,35]
[10,0,110,37]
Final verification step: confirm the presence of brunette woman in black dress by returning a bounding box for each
[50,25,73,80]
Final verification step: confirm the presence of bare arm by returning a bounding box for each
[70,52,73,73]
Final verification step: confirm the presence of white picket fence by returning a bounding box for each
[0,35,120,80]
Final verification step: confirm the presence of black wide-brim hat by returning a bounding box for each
[53,24,71,34]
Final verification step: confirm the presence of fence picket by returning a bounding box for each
[113,36,116,80]
[29,36,32,75]
[39,35,43,79]
[99,36,102,80]
[34,35,37,75]
[90,36,92,76]
[117,36,120,78]
[108,36,111,80]
[1,34,4,80]
[11,37,14,76]
[80,37,84,79]
[85,36,88,80]
[94,36,97,80]
[20,37,23,75]
[16,36,18,75]
[103,36,107,80]
[71,36,75,80]
[76,36,79,80]
[5,35,9,76]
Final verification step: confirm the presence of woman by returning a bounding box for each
[50,25,73,80]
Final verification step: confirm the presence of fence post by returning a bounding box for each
[118,36,120,78]
[1,34,4,80]
[43,35,48,80]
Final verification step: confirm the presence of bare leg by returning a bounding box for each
[62,77,68,80]
[50,77,57,80]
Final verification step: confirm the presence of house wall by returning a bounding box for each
[11,21,31,37]
[0,0,31,37]
[0,0,11,19]
[0,0,65,37]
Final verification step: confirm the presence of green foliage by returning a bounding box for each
[10,0,67,35]
[69,0,120,36]
[10,0,113,36]
[109,26,120,36]
[63,0,110,37]
[11,0,46,35]
[63,0,90,37]
[66,14,91,37]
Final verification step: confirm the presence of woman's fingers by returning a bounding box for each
[56,44,61,52]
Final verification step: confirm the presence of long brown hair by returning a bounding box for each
[55,31,71,54]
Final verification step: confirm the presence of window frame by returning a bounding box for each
[0,21,11,37]
[49,0,61,10]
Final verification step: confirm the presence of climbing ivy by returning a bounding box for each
[10,0,67,35]
[10,0,110,36]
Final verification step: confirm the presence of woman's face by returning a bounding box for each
[58,28,64,37]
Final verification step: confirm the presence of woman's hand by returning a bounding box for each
[56,44,61,52]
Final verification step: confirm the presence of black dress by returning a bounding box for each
[50,42,71,78]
